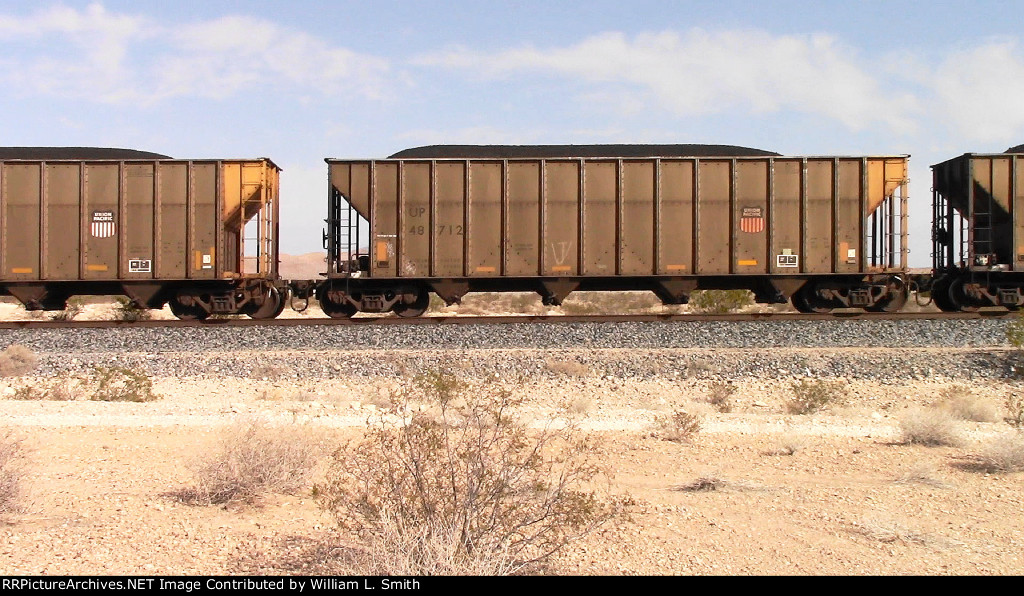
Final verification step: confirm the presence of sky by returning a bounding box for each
[3,0,1024,266]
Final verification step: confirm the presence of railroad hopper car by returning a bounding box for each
[931,147,1024,310]
[317,145,910,317]
[0,149,285,319]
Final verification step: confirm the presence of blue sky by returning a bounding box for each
[3,1,1024,265]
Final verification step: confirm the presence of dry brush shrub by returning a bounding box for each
[560,291,665,315]
[179,420,322,505]
[426,294,448,314]
[50,298,84,322]
[975,432,1024,473]
[653,409,702,443]
[853,516,932,545]
[114,297,151,321]
[1005,394,1024,430]
[318,369,621,576]
[899,407,961,447]
[893,462,950,488]
[251,363,288,381]
[0,345,38,377]
[688,290,754,314]
[1007,316,1024,349]
[9,376,80,401]
[454,292,546,316]
[706,382,736,413]
[568,396,595,416]
[673,474,762,493]
[6,367,156,402]
[89,366,158,402]
[544,359,592,378]
[766,433,809,456]
[786,378,845,415]
[0,430,25,513]
[935,385,998,422]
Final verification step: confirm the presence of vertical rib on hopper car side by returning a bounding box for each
[0,156,285,319]
[319,147,909,317]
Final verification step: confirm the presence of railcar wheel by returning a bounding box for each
[790,291,813,313]
[929,278,958,312]
[393,289,430,318]
[319,296,358,319]
[947,278,986,312]
[169,299,210,321]
[866,282,909,313]
[248,287,285,320]
[791,285,833,313]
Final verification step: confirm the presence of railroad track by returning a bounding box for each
[0,310,1015,329]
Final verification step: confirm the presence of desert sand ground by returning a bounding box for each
[0,348,1021,576]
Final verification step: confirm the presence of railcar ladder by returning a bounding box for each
[868,184,906,269]
[932,186,957,271]
[325,188,364,275]
[240,166,274,276]
[972,191,995,262]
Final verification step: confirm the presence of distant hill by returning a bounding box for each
[278,252,328,280]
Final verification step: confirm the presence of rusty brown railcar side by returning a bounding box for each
[931,151,1024,310]
[322,155,908,316]
[0,158,283,317]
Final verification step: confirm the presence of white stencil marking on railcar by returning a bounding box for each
[550,241,573,265]
[777,254,799,268]
[91,211,115,238]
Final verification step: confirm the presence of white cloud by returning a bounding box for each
[0,3,149,101]
[153,15,389,101]
[0,4,390,104]
[416,29,921,133]
[927,40,1024,144]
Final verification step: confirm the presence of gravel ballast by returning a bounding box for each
[0,318,1019,382]
[0,318,1012,354]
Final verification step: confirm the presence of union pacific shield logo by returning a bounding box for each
[91,211,115,238]
[740,207,764,234]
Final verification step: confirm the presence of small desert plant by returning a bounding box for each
[114,297,151,321]
[1007,316,1024,348]
[786,378,845,415]
[677,476,725,492]
[251,363,287,380]
[568,396,595,415]
[688,290,754,314]
[89,366,158,402]
[426,294,448,313]
[319,369,619,575]
[686,360,719,378]
[655,409,702,443]
[899,407,961,447]
[1005,394,1024,430]
[673,474,760,493]
[0,430,25,513]
[893,462,950,488]
[50,298,84,321]
[854,516,931,545]
[0,345,39,377]
[179,420,322,505]
[974,433,1024,472]
[545,359,592,378]
[560,292,664,315]
[768,434,809,456]
[936,385,998,422]
[10,375,79,401]
[706,382,736,413]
